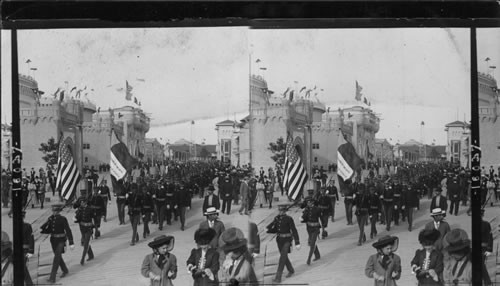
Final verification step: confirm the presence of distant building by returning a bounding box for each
[144,138,164,164]
[1,124,11,170]
[373,138,394,164]
[478,72,500,168]
[216,75,380,173]
[445,121,471,168]
[165,139,217,162]
[394,139,447,163]
[19,74,94,171]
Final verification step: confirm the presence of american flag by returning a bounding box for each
[125,80,133,101]
[56,136,82,201]
[283,134,308,200]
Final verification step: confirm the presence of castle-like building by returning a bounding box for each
[18,74,150,173]
[478,72,500,168]
[216,75,380,173]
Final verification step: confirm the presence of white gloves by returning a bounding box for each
[485,251,492,257]
[295,244,301,251]
[69,245,75,251]
[26,253,33,259]
[187,264,194,273]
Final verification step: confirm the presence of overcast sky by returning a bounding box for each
[1,27,499,145]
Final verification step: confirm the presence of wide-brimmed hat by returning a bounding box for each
[418,229,441,245]
[372,235,399,251]
[148,235,175,251]
[430,208,446,216]
[204,207,219,216]
[220,228,247,252]
[51,204,64,212]
[195,228,216,245]
[444,229,470,253]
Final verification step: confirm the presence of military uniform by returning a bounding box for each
[73,196,95,265]
[114,178,127,225]
[316,191,331,238]
[175,182,192,231]
[382,185,394,231]
[142,189,154,238]
[269,205,300,283]
[220,176,233,214]
[98,183,111,221]
[89,191,105,238]
[325,184,339,222]
[302,201,322,264]
[343,185,355,225]
[165,181,176,225]
[392,183,402,225]
[354,187,369,245]
[41,205,74,283]
[367,189,381,239]
[126,186,143,246]
[155,182,167,230]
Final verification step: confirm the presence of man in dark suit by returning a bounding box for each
[424,208,450,253]
[219,175,233,214]
[202,184,220,214]
[447,176,461,216]
[430,188,448,213]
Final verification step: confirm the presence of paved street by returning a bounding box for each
[2,173,499,286]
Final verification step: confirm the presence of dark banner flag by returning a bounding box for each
[110,130,136,180]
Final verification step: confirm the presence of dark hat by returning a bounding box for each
[148,235,175,251]
[51,204,64,212]
[278,203,291,211]
[444,229,470,253]
[204,207,219,216]
[372,235,398,250]
[418,229,441,245]
[220,228,247,252]
[195,228,216,245]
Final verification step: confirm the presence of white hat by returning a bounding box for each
[204,207,219,216]
[430,208,446,216]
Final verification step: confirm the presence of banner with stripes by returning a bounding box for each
[110,129,136,180]
[283,134,308,200]
[337,133,362,181]
[56,136,82,201]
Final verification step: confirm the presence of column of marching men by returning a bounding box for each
[4,160,498,285]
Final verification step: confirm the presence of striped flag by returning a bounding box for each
[110,129,136,180]
[283,134,308,200]
[56,136,82,201]
[337,133,361,181]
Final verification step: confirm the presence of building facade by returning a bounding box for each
[478,72,500,168]
[111,106,151,158]
[1,124,11,170]
[445,121,471,168]
[217,75,380,174]
[144,138,164,164]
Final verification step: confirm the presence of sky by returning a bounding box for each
[1,27,499,146]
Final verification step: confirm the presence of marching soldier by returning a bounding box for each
[354,184,369,246]
[176,181,192,231]
[113,177,128,225]
[141,185,154,239]
[367,185,381,239]
[89,186,105,238]
[98,179,112,222]
[392,180,402,226]
[220,174,233,214]
[165,179,176,225]
[316,187,331,238]
[382,184,395,231]
[402,182,419,232]
[325,178,339,222]
[343,182,355,225]
[268,203,300,283]
[41,204,74,284]
[302,195,322,265]
[127,183,143,246]
[73,190,95,265]
[22,210,35,285]
[154,180,167,230]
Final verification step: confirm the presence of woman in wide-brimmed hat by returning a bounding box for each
[141,235,177,286]
[219,228,258,286]
[442,229,472,286]
[186,228,219,286]
[410,229,444,286]
[365,235,402,286]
